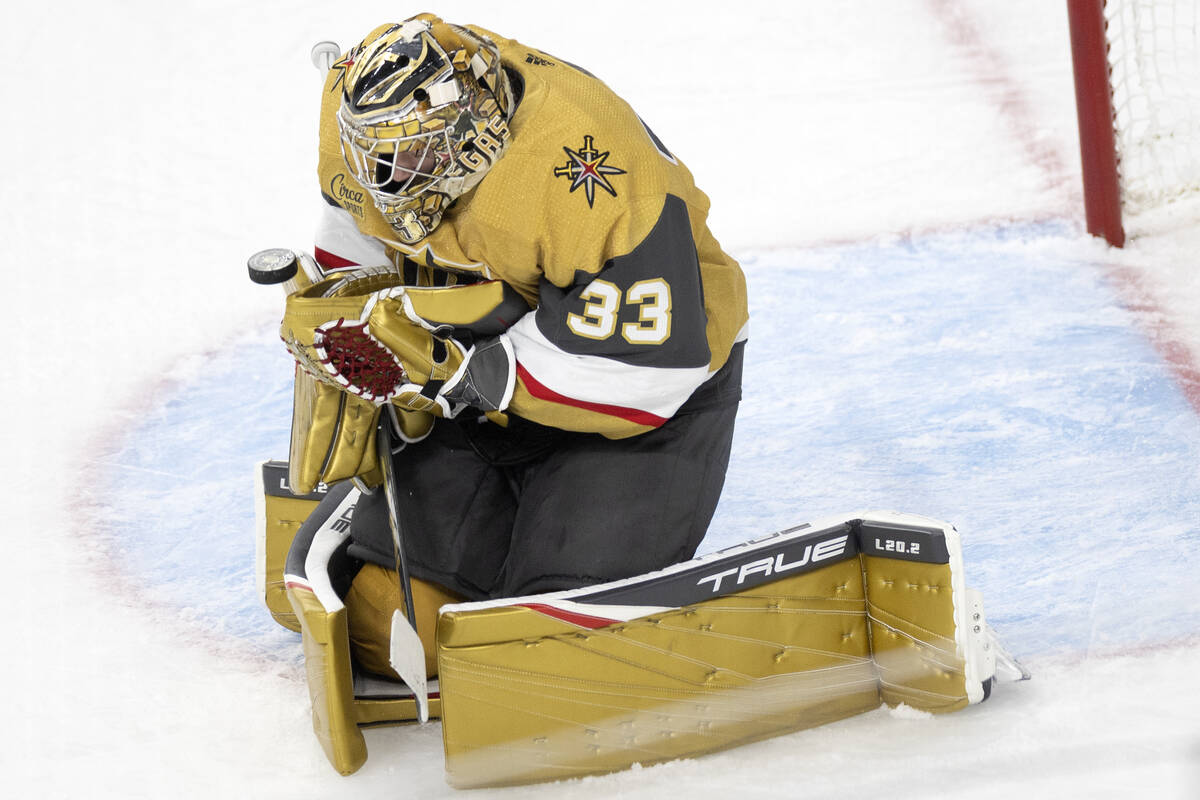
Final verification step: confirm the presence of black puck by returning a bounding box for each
[247,248,299,285]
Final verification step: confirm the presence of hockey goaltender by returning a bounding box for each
[254,12,1023,788]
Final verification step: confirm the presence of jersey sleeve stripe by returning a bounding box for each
[515,363,669,427]
[505,315,711,420]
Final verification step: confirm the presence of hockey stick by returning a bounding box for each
[377,410,431,722]
[377,410,419,631]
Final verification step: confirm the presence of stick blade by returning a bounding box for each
[389,609,429,723]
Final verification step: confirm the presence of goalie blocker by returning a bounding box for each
[257,461,1026,787]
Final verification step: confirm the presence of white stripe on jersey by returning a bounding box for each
[502,313,712,420]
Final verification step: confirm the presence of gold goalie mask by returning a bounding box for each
[336,15,514,243]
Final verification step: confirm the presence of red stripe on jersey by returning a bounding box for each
[515,363,669,428]
[313,246,360,271]
[517,602,620,629]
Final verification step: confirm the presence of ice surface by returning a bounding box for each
[3,1,1198,798]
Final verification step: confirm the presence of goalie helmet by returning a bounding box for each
[336,16,514,244]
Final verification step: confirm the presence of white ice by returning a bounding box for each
[2,2,1199,798]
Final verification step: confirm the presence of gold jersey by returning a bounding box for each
[315,21,748,437]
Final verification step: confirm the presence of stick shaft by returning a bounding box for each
[377,416,419,630]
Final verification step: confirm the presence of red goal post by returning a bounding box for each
[1068,0,1200,247]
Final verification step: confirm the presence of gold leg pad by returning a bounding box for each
[261,493,323,632]
[863,555,969,713]
[438,560,880,788]
[287,585,369,775]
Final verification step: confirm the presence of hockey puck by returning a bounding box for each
[247,248,299,285]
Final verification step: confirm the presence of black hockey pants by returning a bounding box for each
[347,342,744,600]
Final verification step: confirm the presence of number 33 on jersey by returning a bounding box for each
[568,279,671,345]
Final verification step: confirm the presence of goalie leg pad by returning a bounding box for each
[434,512,1004,788]
[284,485,442,776]
[437,558,880,787]
[866,556,974,711]
[255,460,334,632]
[288,585,367,775]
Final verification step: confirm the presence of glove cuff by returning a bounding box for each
[443,336,516,412]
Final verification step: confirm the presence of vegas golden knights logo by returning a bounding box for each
[328,51,355,93]
[553,135,626,207]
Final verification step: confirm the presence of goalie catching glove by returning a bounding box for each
[278,270,528,492]
[283,279,517,418]
[317,287,515,416]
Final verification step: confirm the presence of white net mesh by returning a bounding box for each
[1104,0,1200,215]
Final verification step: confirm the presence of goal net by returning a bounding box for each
[1069,0,1200,245]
